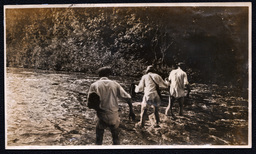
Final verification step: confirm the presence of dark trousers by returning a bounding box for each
[96,119,120,145]
[165,96,184,116]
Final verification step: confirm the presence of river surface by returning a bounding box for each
[5,67,249,147]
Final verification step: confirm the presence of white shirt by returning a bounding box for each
[88,77,131,113]
[168,67,189,98]
[135,73,169,102]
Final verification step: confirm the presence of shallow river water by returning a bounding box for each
[5,67,249,147]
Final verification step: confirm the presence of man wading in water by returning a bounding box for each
[87,67,135,145]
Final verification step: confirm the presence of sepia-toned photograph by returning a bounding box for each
[4,3,252,149]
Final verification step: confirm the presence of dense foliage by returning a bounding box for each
[6,7,248,87]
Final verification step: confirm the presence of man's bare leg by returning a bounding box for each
[165,96,171,115]
[139,105,147,127]
[165,96,174,116]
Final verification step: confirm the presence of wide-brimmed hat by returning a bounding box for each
[145,65,154,73]
[177,62,185,66]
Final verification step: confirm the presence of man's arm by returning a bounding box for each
[184,73,190,98]
[123,98,135,120]
[184,73,189,85]
[156,75,170,89]
[168,71,173,82]
[135,76,145,93]
[185,84,191,98]
[118,84,135,120]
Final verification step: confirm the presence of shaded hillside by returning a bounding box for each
[6,7,248,87]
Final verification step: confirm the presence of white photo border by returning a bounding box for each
[4,2,252,149]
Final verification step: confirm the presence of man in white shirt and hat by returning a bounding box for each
[87,66,135,145]
[165,62,189,117]
[135,65,169,128]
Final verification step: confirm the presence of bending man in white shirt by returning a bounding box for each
[135,65,169,128]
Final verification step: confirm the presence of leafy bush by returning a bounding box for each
[5,7,248,86]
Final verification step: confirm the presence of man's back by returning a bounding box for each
[169,68,188,98]
[89,77,131,113]
[87,66,134,145]
[135,72,168,95]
